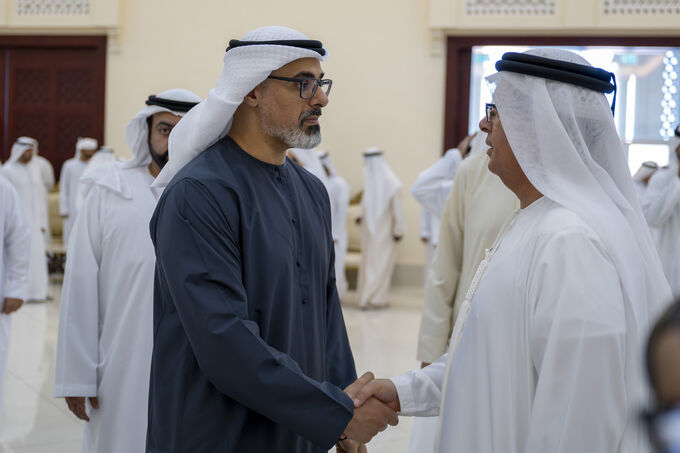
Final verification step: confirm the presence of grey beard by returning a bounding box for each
[263,123,322,150]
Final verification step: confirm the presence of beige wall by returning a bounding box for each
[103,0,447,269]
[3,0,680,272]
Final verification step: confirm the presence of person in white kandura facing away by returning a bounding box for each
[641,125,680,297]
[356,148,405,309]
[0,174,30,428]
[54,89,201,453]
[411,133,476,286]
[351,48,672,453]
[318,150,351,300]
[1,139,49,302]
[59,137,98,247]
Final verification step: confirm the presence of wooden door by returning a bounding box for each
[0,36,106,179]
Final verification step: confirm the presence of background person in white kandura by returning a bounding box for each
[16,137,55,245]
[59,137,98,247]
[411,133,476,288]
[356,148,405,309]
[319,150,351,300]
[16,137,55,194]
[641,125,680,297]
[1,139,49,302]
[54,89,201,453]
[0,175,30,429]
[408,129,519,453]
[351,48,672,453]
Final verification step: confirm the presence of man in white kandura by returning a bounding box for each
[319,150,351,300]
[353,48,672,452]
[16,137,55,194]
[17,137,55,244]
[641,125,680,297]
[0,174,30,428]
[59,137,98,246]
[356,148,404,309]
[408,131,519,453]
[411,133,475,285]
[1,139,49,302]
[54,89,201,453]
[414,130,519,366]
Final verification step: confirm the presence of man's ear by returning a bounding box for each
[242,89,258,107]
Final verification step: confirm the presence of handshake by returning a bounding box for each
[337,372,400,452]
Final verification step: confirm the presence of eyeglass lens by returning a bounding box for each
[301,80,332,99]
[486,103,497,122]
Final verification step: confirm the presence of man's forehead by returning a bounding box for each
[271,58,323,77]
[151,111,182,124]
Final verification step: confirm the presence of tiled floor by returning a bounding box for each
[0,280,425,452]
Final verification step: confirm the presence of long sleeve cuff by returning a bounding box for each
[390,361,445,417]
[3,278,26,300]
[54,383,97,398]
[391,373,419,415]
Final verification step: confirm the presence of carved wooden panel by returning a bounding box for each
[57,68,93,105]
[15,68,50,105]
[13,114,51,157]
[0,37,106,177]
[56,115,92,160]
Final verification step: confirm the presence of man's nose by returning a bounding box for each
[310,85,329,108]
[479,117,491,134]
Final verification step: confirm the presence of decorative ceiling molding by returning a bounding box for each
[603,0,680,15]
[16,0,90,16]
[465,0,556,16]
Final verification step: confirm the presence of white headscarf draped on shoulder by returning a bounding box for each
[362,148,401,235]
[80,88,201,199]
[488,48,672,445]
[153,26,328,188]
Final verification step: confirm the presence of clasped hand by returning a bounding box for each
[341,371,401,447]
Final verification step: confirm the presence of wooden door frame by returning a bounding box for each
[444,36,680,152]
[0,35,106,160]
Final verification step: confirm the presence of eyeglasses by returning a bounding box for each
[267,76,333,100]
[486,103,498,122]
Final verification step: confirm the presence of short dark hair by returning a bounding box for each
[646,299,680,394]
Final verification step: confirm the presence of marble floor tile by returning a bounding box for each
[0,281,427,453]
